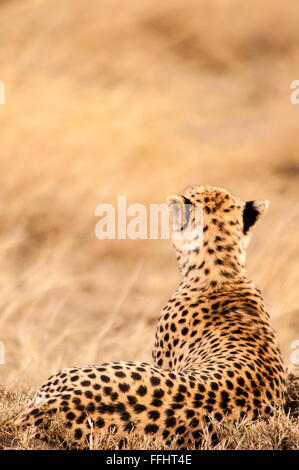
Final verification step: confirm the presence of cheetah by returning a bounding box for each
[13,185,286,449]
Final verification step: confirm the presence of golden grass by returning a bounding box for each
[0,0,298,449]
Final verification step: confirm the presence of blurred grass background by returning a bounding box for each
[0,0,299,393]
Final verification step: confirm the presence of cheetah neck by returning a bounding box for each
[176,244,248,291]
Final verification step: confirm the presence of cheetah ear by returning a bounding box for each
[166,195,192,207]
[166,195,184,207]
[243,200,269,234]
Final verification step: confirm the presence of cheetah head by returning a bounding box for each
[167,185,269,279]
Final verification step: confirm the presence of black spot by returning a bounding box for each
[190,418,199,427]
[127,395,137,405]
[176,425,186,436]
[151,399,163,407]
[178,384,187,393]
[221,390,230,401]
[226,380,234,390]
[148,410,160,421]
[74,428,83,439]
[76,412,86,424]
[87,402,95,413]
[235,387,246,397]
[70,375,79,382]
[119,383,130,392]
[34,419,44,426]
[195,393,204,401]
[115,402,126,413]
[150,376,161,386]
[153,388,165,399]
[96,418,105,428]
[72,397,81,405]
[134,404,146,413]
[136,385,147,397]
[120,411,131,422]
[144,424,159,434]
[166,417,176,428]
[81,380,91,387]
[98,403,115,414]
[115,371,126,378]
[186,409,195,418]
[131,372,142,381]
[204,405,213,413]
[237,377,245,387]
[124,421,135,433]
[236,398,246,407]
[210,382,219,391]
[173,393,184,403]
[100,375,110,383]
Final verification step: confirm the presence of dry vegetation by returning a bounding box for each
[0,0,298,450]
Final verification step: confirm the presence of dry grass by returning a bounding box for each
[0,0,298,450]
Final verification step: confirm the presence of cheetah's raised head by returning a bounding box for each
[167,185,268,282]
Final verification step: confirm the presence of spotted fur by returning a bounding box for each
[14,186,286,448]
